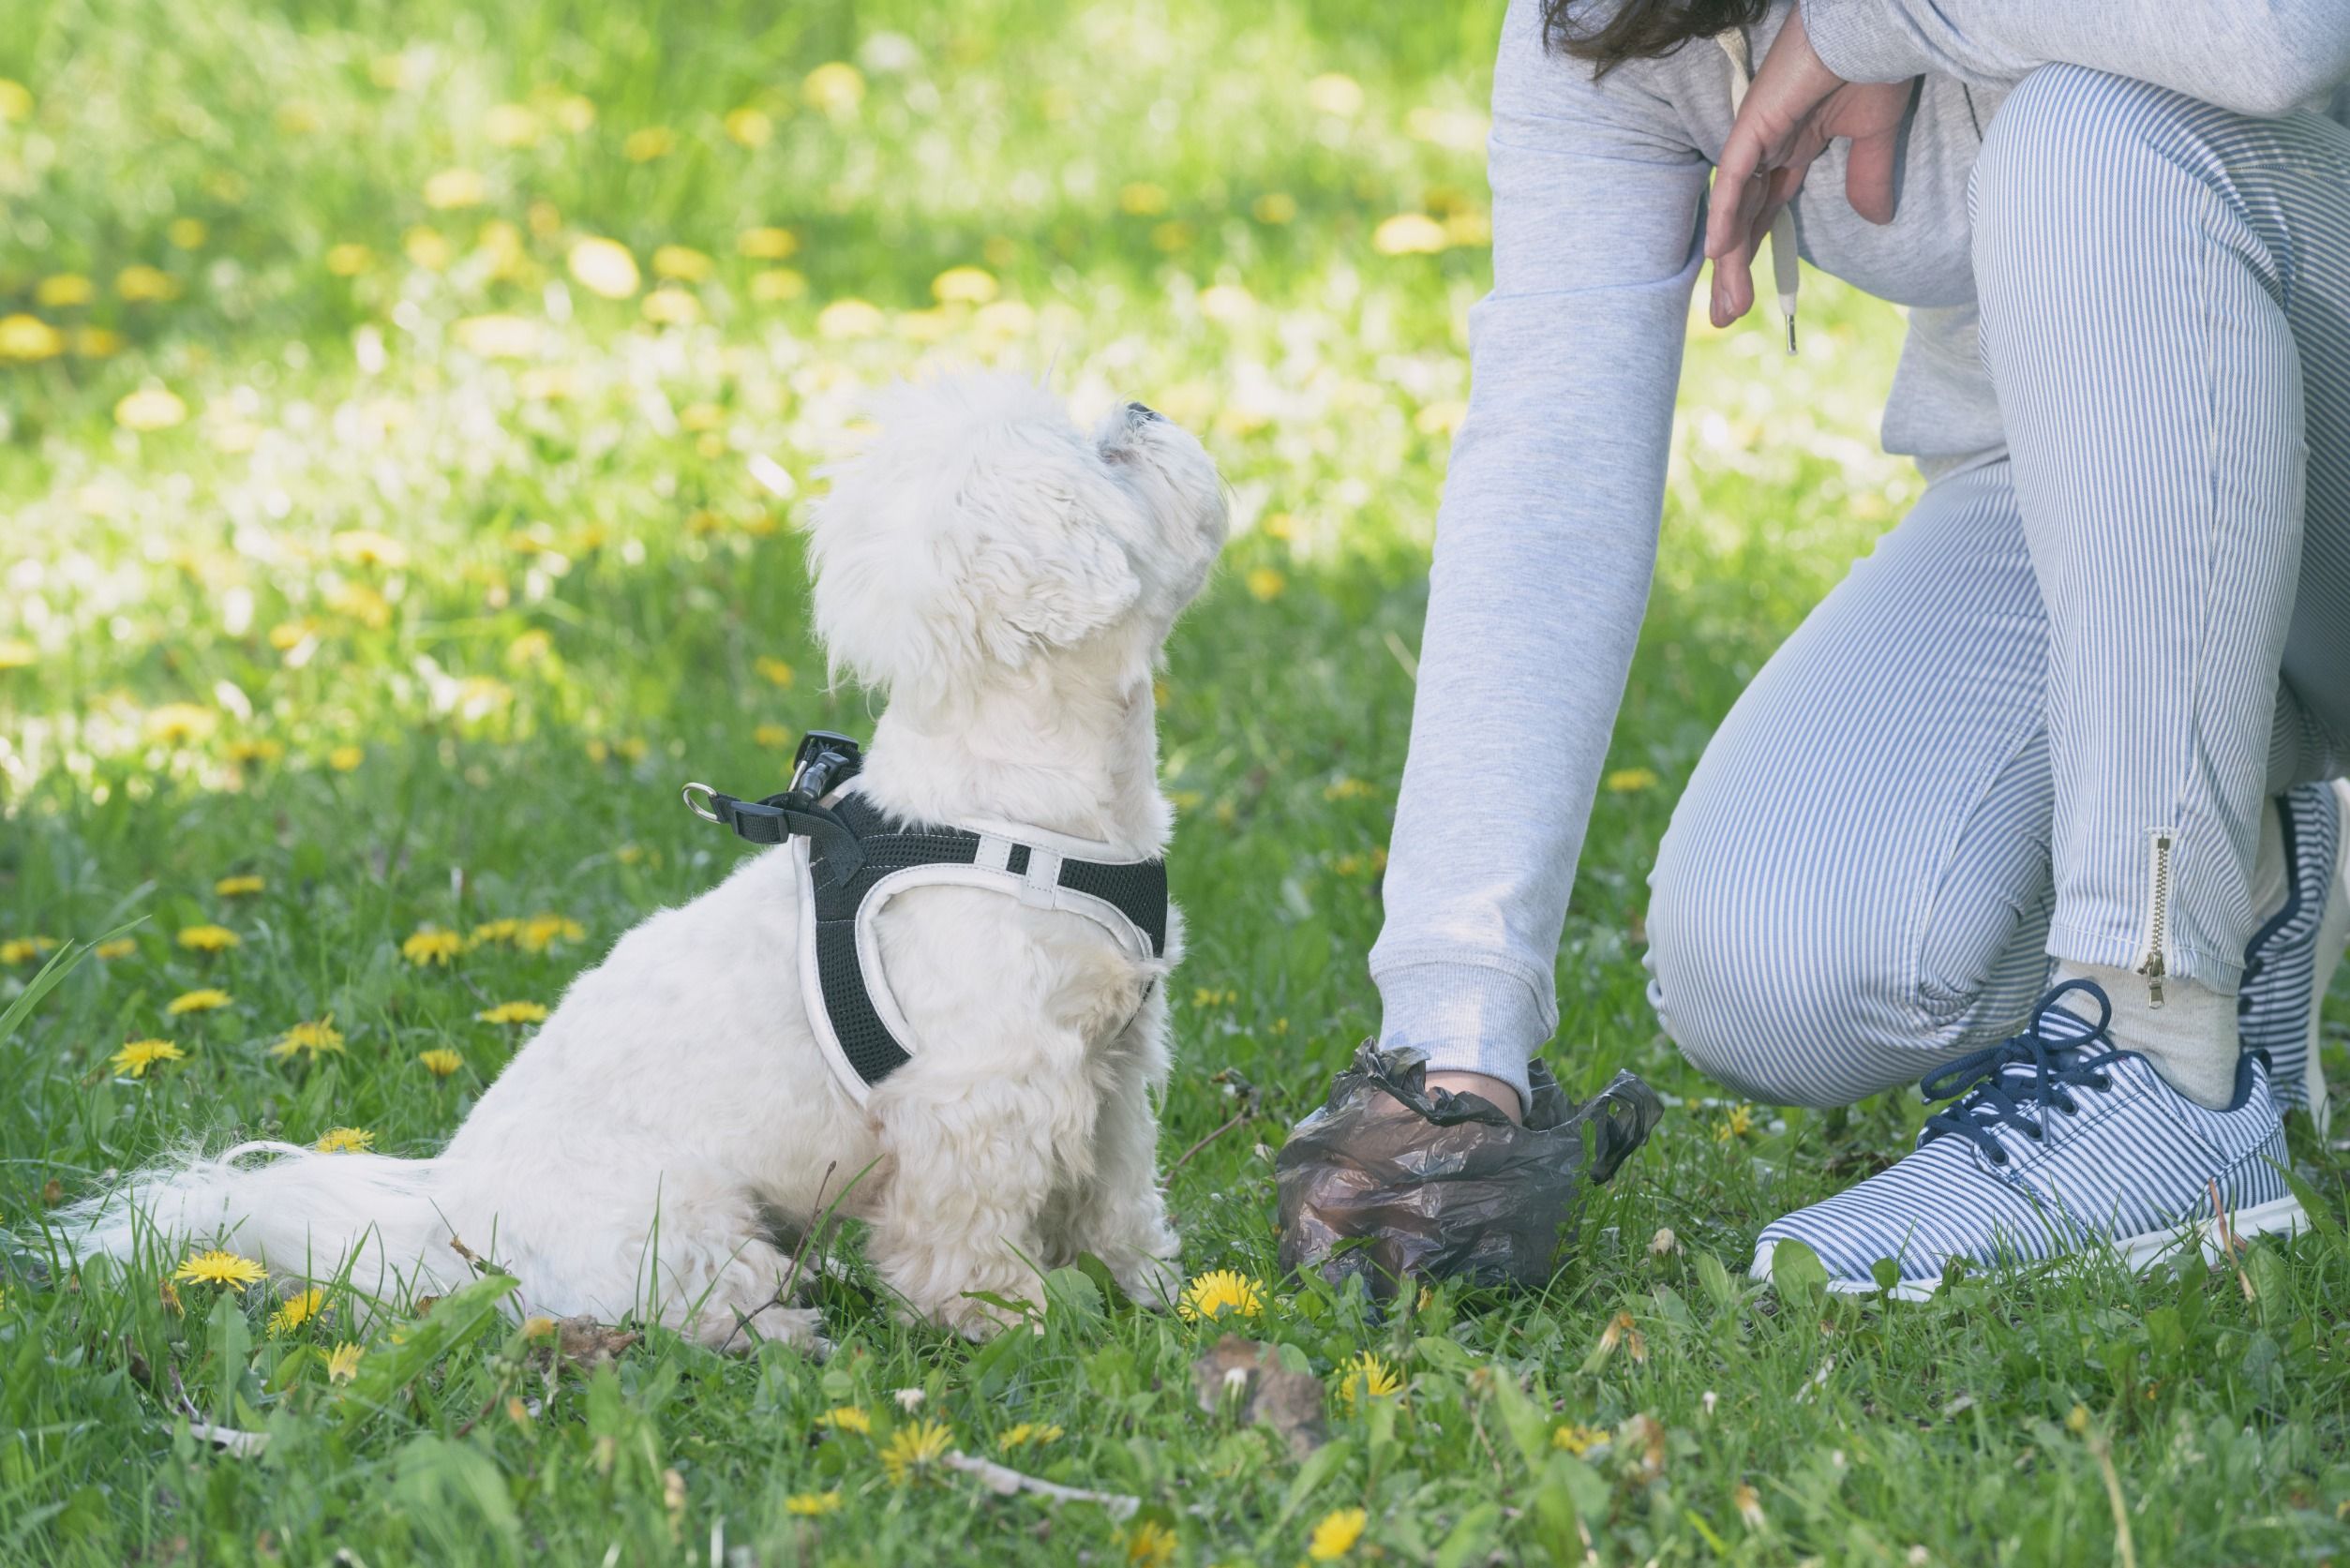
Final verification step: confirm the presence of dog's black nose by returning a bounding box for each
[1127,401,1163,423]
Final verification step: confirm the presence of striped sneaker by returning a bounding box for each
[2238,779,2350,1129]
[1751,979,2306,1300]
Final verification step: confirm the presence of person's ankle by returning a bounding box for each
[1424,1070,1526,1125]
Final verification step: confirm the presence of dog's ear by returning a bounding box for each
[806,375,1144,699]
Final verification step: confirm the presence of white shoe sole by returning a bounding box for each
[1748,1193,2311,1302]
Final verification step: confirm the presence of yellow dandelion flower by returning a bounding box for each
[95,938,137,961]
[328,745,365,772]
[751,268,808,303]
[0,80,30,121]
[1123,1519,1177,1566]
[1245,566,1287,601]
[325,243,373,276]
[269,1288,324,1335]
[1444,210,1492,246]
[932,266,998,306]
[1415,400,1469,437]
[173,1249,267,1288]
[0,314,66,362]
[476,1000,548,1025]
[1373,214,1449,256]
[484,103,539,145]
[998,1422,1063,1450]
[783,1490,842,1516]
[754,724,792,749]
[115,387,188,431]
[326,1342,363,1383]
[881,1420,954,1486]
[1714,1104,1755,1142]
[1307,1506,1368,1560]
[1176,1268,1264,1322]
[213,874,264,898]
[223,739,285,766]
[1251,191,1298,226]
[423,168,486,209]
[168,217,208,248]
[1,936,58,964]
[801,62,865,114]
[1118,182,1170,217]
[1304,73,1364,116]
[1606,767,1660,793]
[36,274,95,308]
[0,638,35,669]
[651,245,713,282]
[314,1127,373,1154]
[403,226,453,270]
[115,264,180,302]
[516,914,582,952]
[1335,1351,1402,1413]
[622,126,676,161]
[110,1038,186,1078]
[819,1405,873,1435]
[1324,776,1376,801]
[724,106,773,146]
[568,236,641,299]
[145,704,216,743]
[331,529,409,569]
[1552,1422,1609,1456]
[402,928,463,966]
[270,1018,346,1061]
[739,226,798,260]
[418,1047,465,1078]
[166,988,232,1015]
[816,298,884,339]
[641,286,700,325]
[177,924,240,953]
[468,917,522,948]
[452,314,540,359]
[752,656,794,687]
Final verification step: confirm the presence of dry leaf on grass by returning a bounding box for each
[1191,1334,1325,1457]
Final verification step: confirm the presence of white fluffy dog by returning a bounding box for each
[66,373,1228,1347]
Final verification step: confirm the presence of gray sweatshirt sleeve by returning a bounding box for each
[1804,0,2350,116]
[1369,0,1708,1086]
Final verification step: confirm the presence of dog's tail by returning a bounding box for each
[56,1141,467,1304]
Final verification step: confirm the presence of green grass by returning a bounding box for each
[4,1,2348,1562]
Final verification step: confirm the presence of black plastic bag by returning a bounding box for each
[1275,1041,1665,1299]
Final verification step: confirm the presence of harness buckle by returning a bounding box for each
[790,730,864,801]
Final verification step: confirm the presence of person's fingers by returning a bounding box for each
[1705,125,1766,261]
[1846,127,1900,224]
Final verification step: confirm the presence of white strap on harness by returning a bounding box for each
[794,828,1162,1106]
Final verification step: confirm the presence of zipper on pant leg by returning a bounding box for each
[2135,827,2178,1007]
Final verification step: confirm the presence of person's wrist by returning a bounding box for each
[1796,0,1934,86]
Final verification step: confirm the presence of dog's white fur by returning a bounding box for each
[63,373,1228,1347]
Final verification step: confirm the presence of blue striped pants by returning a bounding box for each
[1646,67,2350,1108]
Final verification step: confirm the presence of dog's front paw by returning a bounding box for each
[934,1289,1041,1343]
[1112,1250,1185,1313]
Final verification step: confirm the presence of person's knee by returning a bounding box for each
[1970,64,2198,299]
[1645,820,1892,1110]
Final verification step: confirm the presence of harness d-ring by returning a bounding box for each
[681,782,723,824]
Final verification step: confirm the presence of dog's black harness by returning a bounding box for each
[683,732,1169,1100]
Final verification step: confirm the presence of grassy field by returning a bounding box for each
[4,0,2347,1562]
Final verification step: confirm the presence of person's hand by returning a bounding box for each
[1706,1,1913,328]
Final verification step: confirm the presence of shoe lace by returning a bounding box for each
[1919,979,2127,1166]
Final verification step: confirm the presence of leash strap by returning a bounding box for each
[681,731,868,879]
